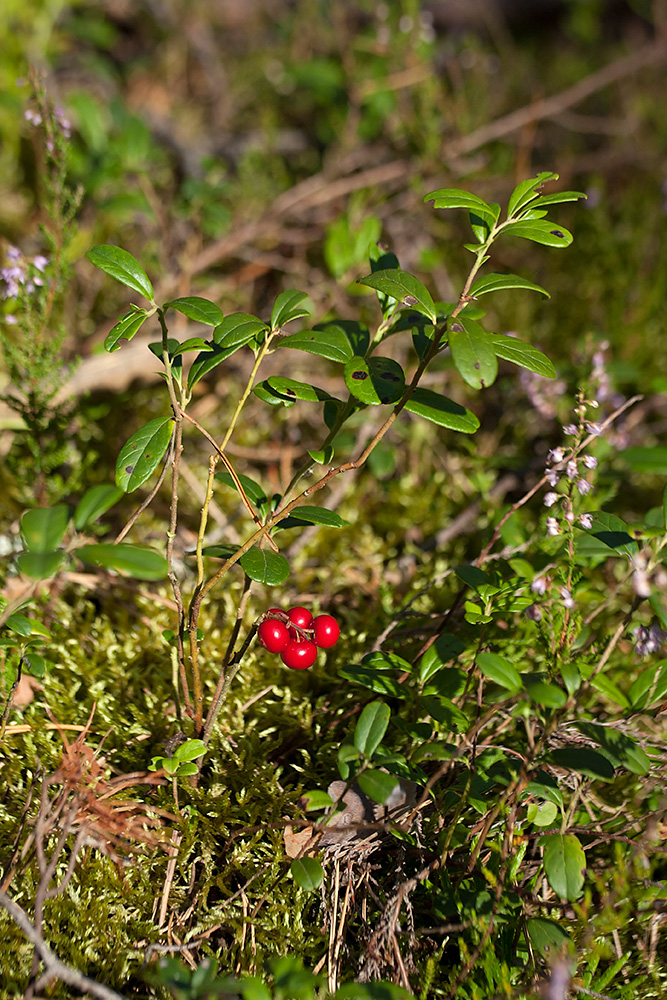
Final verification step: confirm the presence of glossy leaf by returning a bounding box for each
[76,543,168,580]
[425,187,497,218]
[529,190,587,209]
[274,506,348,531]
[172,739,206,763]
[470,273,549,298]
[358,269,437,324]
[354,701,391,757]
[300,790,334,811]
[420,696,468,732]
[404,388,479,433]
[344,356,405,405]
[267,376,336,402]
[164,296,223,326]
[290,858,323,891]
[507,171,558,217]
[278,326,354,363]
[16,551,65,580]
[215,313,268,350]
[547,747,615,781]
[449,317,497,389]
[501,220,573,247]
[271,289,311,329]
[418,633,467,683]
[104,307,150,353]
[115,417,174,492]
[87,244,154,300]
[21,505,70,553]
[524,679,568,708]
[254,381,296,407]
[356,769,400,805]
[541,833,586,900]
[477,652,521,694]
[239,547,290,585]
[74,485,124,530]
[492,334,556,378]
[187,343,232,389]
[215,472,267,505]
[585,512,638,558]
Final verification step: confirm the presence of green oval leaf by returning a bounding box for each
[344,356,405,405]
[547,747,615,781]
[424,187,496,217]
[267,376,335,402]
[215,313,268,350]
[337,664,404,698]
[356,769,400,805]
[524,679,568,708]
[290,857,323,891]
[74,485,124,530]
[271,290,311,330]
[278,327,353,363]
[172,738,207,763]
[215,472,267,505]
[449,317,498,389]
[358,269,436,324]
[501,219,573,247]
[239,547,290,585]
[21,505,71,553]
[274,506,348,531]
[75,543,168,581]
[87,244,154,300]
[16,551,65,580]
[115,417,174,492]
[491,334,556,378]
[300,790,334,811]
[574,721,651,776]
[477,652,522,694]
[164,296,223,326]
[526,917,572,959]
[104,307,150,353]
[507,172,559,217]
[404,387,479,433]
[354,701,391,757]
[470,273,550,298]
[187,342,231,390]
[541,833,585,900]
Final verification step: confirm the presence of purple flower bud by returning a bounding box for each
[544,492,558,508]
[546,471,560,487]
[563,424,578,436]
[576,479,592,496]
[585,422,602,435]
[632,571,651,599]
[531,577,547,595]
[579,513,593,529]
[548,447,565,464]
[33,255,49,272]
[564,509,575,524]
[583,455,598,470]
[525,604,542,622]
[560,587,575,609]
[566,460,578,480]
[546,517,560,537]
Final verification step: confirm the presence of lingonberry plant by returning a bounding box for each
[6,172,584,742]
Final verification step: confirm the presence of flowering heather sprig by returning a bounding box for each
[1,246,50,300]
[541,389,600,540]
[633,624,667,658]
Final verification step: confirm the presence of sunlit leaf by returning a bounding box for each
[87,244,154,300]
[471,273,550,298]
[164,296,223,326]
[491,334,556,378]
[541,833,586,900]
[356,769,400,805]
[104,307,150,353]
[271,289,311,329]
[344,356,405,405]
[239,547,290,585]
[115,417,174,492]
[501,220,573,247]
[290,857,323,891]
[477,652,521,694]
[354,701,390,757]
[449,316,497,389]
[507,172,559,217]
[404,388,479,433]
[358,269,436,324]
[75,543,168,580]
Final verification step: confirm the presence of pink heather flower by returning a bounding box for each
[564,509,575,524]
[563,424,578,436]
[548,447,565,464]
[525,604,542,622]
[566,460,578,480]
[7,246,21,262]
[531,577,547,596]
[576,478,592,496]
[583,455,598,469]
[579,513,593,529]
[546,517,560,537]
[633,624,667,657]
[546,470,560,487]
[544,492,558,507]
[33,255,49,271]
[24,108,42,126]
[560,587,575,609]
[585,422,602,435]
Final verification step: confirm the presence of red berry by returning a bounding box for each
[258,619,290,653]
[312,614,340,649]
[287,606,313,632]
[281,638,318,670]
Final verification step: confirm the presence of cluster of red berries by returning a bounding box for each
[257,606,340,670]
